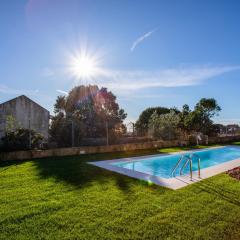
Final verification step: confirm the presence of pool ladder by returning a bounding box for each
[171,153,201,180]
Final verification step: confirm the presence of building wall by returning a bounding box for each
[0,95,49,139]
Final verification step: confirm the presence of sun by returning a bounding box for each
[69,50,100,79]
[71,54,96,78]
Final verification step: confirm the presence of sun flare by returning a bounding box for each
[69,50,101,79]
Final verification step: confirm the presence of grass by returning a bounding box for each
[157,144,222,153]
[0,145,240,239]
[232,141,240,146]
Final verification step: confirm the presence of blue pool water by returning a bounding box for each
[111,146,240,178]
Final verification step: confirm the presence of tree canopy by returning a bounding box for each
[50,85,127,147]
[148,110,180,140]
[135,107,179,136]
[135,98,221,137]
[179,98,221,135]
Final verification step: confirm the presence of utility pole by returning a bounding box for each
[106,121,109,146]
[71,119,74,147]
[29,116,31,149]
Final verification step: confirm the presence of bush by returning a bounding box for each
[148,110,180,140]
[1,128,44,152]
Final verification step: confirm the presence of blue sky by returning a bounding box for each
[1,0,240,124]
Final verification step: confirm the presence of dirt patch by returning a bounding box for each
[227,167,240,180]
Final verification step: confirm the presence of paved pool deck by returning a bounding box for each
[89,146,240,190]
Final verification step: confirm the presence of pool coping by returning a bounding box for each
[88,145,240,190]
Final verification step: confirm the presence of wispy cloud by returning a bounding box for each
[82,65,240,93]
[131,28,157,51]
[56,89,68,95]
[0,84,39,96]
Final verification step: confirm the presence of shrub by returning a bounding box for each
[1,128,44,152]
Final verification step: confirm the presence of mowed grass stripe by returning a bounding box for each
[0,146,240,239]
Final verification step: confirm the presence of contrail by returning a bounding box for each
[56,89,68,95]
[131,28,157,51]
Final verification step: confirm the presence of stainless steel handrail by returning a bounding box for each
[171,155,184,177]
[171,152,201,180]
[191,153,201,178]
[180,153,201,180]
[189,158,193,180]
[179,155,191,176]
[171,154,191,177]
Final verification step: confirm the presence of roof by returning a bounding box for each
[0,95,50,113]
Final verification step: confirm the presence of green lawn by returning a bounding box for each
[0,145,240,240]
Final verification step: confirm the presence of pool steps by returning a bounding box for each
[171,153,201,180]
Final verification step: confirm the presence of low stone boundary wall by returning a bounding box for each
[0,140,187,161]
[208,135,240,144]
[1,135,240,162]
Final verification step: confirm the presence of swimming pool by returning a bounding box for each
[111,146,240,178]
[90,146,240,189]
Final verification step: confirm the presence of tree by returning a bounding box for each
[50,113,85,148]
[50,85,127,146]
[195,98,221,118]
[178,98,221,135]
[178,104,191,134]
[54,95,66,114]
[148,110,180,140]
[135,107,178,136]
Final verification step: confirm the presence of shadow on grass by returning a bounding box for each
[0,149,170,193]
[192,177,240,207]
[0,159,28,174]
[31,149,169,194]
[2,145,230,194]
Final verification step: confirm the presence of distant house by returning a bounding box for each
[0,95,49,140]
[226,124,240,134]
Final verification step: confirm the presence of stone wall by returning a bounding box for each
[1,135,240,162]
[0,139,187,161]
[208,135,240,144]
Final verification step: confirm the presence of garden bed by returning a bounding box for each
[227,166,240,180]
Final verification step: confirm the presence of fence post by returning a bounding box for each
[71,120,74,147]
[29,118,31,149]
[106,121,109,146]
